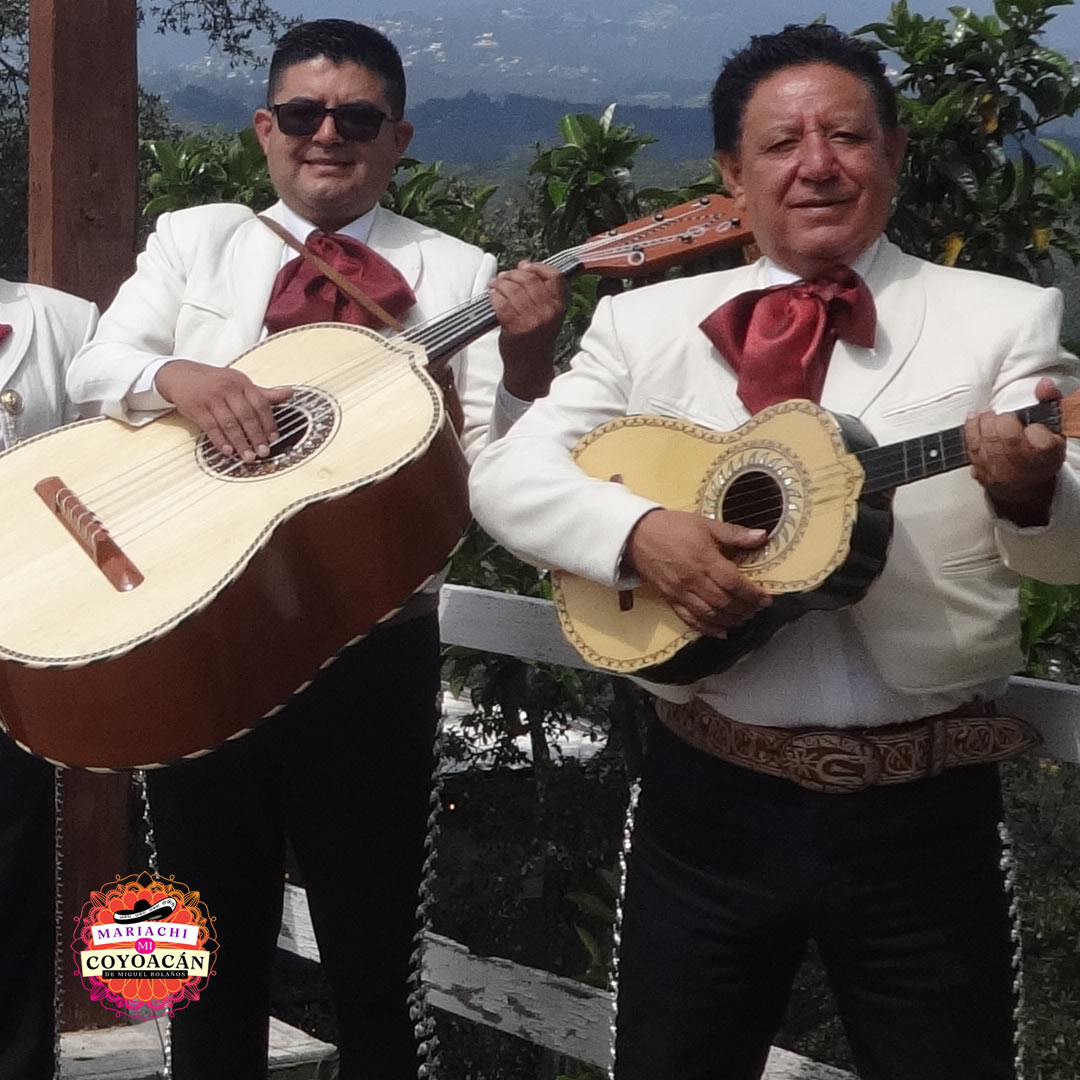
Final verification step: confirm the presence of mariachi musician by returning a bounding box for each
[469,23,1080,1080]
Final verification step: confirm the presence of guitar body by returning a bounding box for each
[551,400,894,684]
[0,323,470,768]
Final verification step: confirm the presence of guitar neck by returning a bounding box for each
[400,250,583,370]
[390,193,752,371]
[857,398,1065,495]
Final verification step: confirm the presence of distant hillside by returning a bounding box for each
[407,92,714,164]
[153,81,720,163]
[153,78,1080,172]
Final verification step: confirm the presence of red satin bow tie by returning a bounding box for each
[264,231,416,335]
[699,265,876,414]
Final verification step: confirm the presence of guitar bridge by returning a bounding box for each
[34,475,144,592]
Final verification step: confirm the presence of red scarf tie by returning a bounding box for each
[263,231,416,335]
[699,265,876,414]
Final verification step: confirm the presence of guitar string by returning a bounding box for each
[102,423,976,548]
[88,343,430,523]
[100,356,441,540]
[74,223,750,544]
[80,210,743,526]
[110,395,1058,547]
[78,410,991,548]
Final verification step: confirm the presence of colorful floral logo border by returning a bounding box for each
[71,871,217,1020]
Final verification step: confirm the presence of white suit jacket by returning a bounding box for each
[0,281,98,444]
[470,239,1080,693]
[66,201,507,462]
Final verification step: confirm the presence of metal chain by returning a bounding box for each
[51,768,64,1080]
[998,820,1027,1080]
[132,769,173,1080]
[410,708,446,1080]
[607,778,641,1077]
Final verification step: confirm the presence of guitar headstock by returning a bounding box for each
[576,194,753,279]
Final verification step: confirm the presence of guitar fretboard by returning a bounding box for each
[858,399,1062,495]
[401,250,583,368]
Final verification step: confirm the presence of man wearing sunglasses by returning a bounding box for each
[66,17,566,1080]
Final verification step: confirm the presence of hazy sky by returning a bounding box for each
[138,0,1080,68]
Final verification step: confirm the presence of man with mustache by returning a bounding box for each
[470,23,1080,1080]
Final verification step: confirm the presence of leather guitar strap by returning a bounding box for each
[257,214,465,434]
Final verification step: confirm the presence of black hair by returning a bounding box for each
[711,24,898,154]
[267,19,407,119]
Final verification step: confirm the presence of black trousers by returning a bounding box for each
[614,721,1017,1080]
[148,613,440,1080]
[0,733,55,1080]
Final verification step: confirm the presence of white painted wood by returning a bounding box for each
[423,929,613,1066]
[439,584,587,669]
[439,584,1080,762]
[278,884,852,1078]
[1001,674,1080,763]
[60,1016,336,1079]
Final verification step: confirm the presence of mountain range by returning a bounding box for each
[140,0,1080,112]
[140,0,1080,162]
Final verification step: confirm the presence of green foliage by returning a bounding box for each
[1020,578,1080,680]
[1003,753,1080,1078]
[858,0,1080,281]
[381,156,498,250]
[530,104,656,247]
[142,128,274,218]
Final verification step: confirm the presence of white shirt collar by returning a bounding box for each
[763,235,882,286]
[276,201,378,255]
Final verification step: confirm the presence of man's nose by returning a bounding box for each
[798,131,838,179]
[312,112,342,143]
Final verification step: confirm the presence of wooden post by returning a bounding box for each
[28,0,138,306]
[27,0,139,1031]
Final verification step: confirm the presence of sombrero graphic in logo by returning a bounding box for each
[113,897,177,923]
[72,872,217,1020]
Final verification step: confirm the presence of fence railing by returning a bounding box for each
[278,583,1080,1076]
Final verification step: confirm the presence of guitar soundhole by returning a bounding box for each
[197,386,339,480]
[266,403,310,457]
[721,470,785,536]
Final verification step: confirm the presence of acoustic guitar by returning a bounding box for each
[0,195,751,769]
[552,393,1080,684]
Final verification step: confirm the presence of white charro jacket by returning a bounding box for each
[0,281,98,444]
[470,239,1080,695]
[65,200,508,462]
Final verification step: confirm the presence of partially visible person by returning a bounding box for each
[0,280,98,1079]
[65,18,565,1080]
[469,23,1080,1080]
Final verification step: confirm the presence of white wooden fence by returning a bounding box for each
[276,583,1080,1077]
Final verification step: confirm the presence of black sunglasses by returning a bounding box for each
[271,101,393,142]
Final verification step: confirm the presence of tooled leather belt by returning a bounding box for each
[656,696,1040,794]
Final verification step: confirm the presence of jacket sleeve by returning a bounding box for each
[468,294,662,584]
[66,206,258,425]
[987,284,1080,584]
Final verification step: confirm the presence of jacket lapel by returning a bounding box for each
[819,239,926,418]
[0,287,35,397]
[696,259,771,426]
[228,202,292,343]
[366,205,422,291]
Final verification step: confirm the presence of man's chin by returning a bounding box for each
[787,229,874,272]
